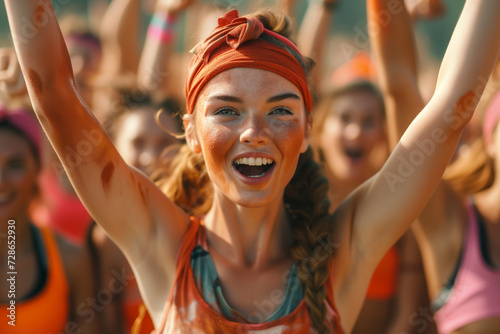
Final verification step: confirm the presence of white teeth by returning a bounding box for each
[234,157,275,166]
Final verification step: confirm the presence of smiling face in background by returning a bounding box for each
[319,88,387,184]
[114,107,181,174]
[0,127,38,221]
[188,67,310,208]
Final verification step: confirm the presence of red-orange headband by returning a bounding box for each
[185,10,312,114]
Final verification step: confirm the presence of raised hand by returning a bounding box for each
[155,0,196,15]
[405,0,445,19]
[0,47,27,103]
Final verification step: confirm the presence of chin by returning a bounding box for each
[226,190,279,209]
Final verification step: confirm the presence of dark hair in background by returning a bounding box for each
[102,90,183,141]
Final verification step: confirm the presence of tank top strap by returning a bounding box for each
[325,260,344,333]
[464,199,480,261]
[153,217,201,334]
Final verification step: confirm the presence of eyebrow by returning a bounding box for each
[207,95,243,103]
[267,93,301,103]
[207,92,301,104]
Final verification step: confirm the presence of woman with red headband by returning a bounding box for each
[4,0,500,333]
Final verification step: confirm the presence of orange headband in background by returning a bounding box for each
[185,10,312,114]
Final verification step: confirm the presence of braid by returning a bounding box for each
[285,147,335,334]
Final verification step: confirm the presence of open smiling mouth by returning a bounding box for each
[344,148,363,160]
[233,157,275,178]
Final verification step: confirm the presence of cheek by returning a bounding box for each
[364,126,386,144]
[198,121,235,171]
[320,119,342,150]
[279,122,305,157]
[11,168,38,196]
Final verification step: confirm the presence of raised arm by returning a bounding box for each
[334,1,500,329]
[0,47,27,104]
[4,0,188,318]
[137,0,194,100]
[369,0,423,148]
[98,0,140,79]
[296,0,338,90]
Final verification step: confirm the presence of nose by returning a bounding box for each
[240,115,270,146]
[344,122,362,142]
[138,149,155,170]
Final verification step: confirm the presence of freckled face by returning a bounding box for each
[0,129,38,220]
[191,68,310,208]
[114,108,180,173]
[320,89,387,182]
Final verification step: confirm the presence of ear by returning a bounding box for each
[183,114,202,154]
[300,114,312,153]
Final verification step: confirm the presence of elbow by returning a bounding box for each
[437,90,478,133]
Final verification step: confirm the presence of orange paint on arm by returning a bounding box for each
[454,90,476,117]
[28,69,43,98]
[101,162,115,193]
[138,182,147,207]
[33,4,48,28]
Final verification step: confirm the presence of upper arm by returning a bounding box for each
[346,0,500,267]
[369,0,424,148]
[5,0,188,265]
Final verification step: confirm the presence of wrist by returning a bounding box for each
[147,12,177,43]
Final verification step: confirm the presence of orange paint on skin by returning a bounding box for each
[33,4,47,28]
[28,69,43,99]
[451,90,477,132]
[101,162,115,193]
[138,181,147,207]
[454,90,476,116]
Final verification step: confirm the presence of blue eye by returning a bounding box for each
[270,107,292,115]
[214,108,238,116]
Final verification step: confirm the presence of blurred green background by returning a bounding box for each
[0,0,466,60]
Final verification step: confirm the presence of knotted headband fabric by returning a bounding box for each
[185,10,312,114]
[483,90,500,145]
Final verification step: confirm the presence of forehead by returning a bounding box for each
[118,108,180,137]
[331,89,384,117]
[195,67,303,108]
[0,129,34,158]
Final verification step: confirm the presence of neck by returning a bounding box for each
[204,191,292,269]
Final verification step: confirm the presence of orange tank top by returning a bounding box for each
[0,228,69,333]
[365,246,400,300]
[153,217,344,333]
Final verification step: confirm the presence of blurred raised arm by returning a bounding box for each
[296,0,338,90]
[137,0,195,100]
[334,1,500,330]
[369,0,423,148]
[99,0,140,79]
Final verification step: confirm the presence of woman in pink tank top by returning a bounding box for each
[4,0,500,332]
[369,0,500,332]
